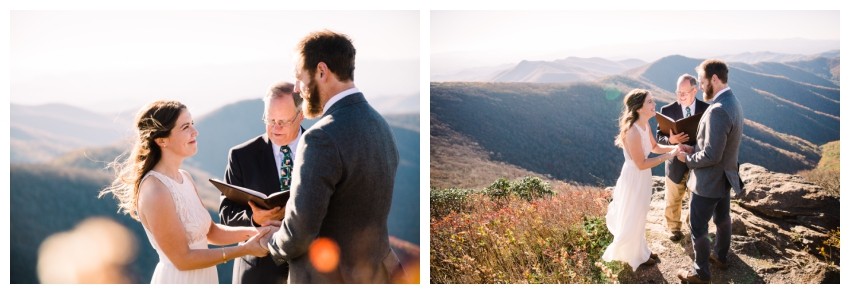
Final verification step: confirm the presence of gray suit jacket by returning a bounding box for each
[267,92,401,283]
[685,90,744,198]
[657,99,709,183]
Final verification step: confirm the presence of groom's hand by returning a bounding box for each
[676,151,687,162]
[677,144,694,154]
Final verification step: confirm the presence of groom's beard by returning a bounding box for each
[703,82,716,101]
[303,76,324,119]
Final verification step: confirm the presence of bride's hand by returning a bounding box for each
[243,232,270,257]
[667,148,680,160]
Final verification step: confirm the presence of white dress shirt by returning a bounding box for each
[271,128,303,173]
[322,87,361,115]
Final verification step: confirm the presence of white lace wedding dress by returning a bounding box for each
[602,124,653,270]
[142,169,218,283]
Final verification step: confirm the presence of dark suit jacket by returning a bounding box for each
[219,134,290,284]
[685,90,744,198]
[656,99,709,183]
[268,92,401,283]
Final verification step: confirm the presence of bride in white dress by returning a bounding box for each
[602,89,680,270]
[101,100,274,283]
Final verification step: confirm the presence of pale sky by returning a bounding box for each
[11,10,419,115]
[432,10,839,74]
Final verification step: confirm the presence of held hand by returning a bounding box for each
[676,151,687,163]
[677,144,694,154]
[248,201,284,226]
[262,220,282,227]
[666,148,679,160]
[243,230,271,257]
[256,225,278,238]
[669,132,689,144]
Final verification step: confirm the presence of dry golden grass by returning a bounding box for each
[430,182,615,283]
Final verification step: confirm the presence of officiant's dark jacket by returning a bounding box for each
[267,93,402,283]
[656,99,709,183]
[219,130,301,284]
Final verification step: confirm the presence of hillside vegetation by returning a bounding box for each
[431,81,825,186]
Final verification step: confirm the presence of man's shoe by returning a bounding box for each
[710,255,729,270]
[650,252,659,260]
[669,231,684,242]
[677,270,710,284]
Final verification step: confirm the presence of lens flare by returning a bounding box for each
[309,237,340,273]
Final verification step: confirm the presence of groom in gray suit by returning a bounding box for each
[263,30,402,283]
[675,59,743,283]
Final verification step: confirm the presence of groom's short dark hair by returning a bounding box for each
[697,59,729,84]
[297,30,356,82]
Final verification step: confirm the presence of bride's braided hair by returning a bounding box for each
[614,89,649,148]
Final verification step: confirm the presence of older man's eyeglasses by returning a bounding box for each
[262,111,301,128]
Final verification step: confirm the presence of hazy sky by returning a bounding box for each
[432,10,839,74]
[11,11,419,115]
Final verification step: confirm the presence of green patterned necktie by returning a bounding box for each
[685,106,691,118]
[279,145,293,191]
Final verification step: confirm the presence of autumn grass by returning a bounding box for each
[430,180,619,283]
[798,140,840,197]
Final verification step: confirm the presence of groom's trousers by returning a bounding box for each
[689,192,731,281]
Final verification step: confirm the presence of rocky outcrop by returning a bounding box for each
[615,164,839,283]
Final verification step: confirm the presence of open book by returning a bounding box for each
[209,179,289,210]
[656,111,704,145]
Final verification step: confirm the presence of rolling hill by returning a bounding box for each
[490,57,646,83]
[10,103,133,163]
[632,55,839,145]
[431,57,836,186]
[10,164,162,283]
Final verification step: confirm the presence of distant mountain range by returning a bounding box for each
[434,50,839,85]
[10,103,133,163]
[10,97,420,283]
[434,57,647,83]
[431,51,839,186]
[717,50,839,64]
[491,57,646,83]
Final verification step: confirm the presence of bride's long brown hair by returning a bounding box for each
[614,89,650,148]
[98,100,186,220]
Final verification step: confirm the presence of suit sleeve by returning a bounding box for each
[219,148,256,227]
[268,129,341,264]
[686,108,731,169]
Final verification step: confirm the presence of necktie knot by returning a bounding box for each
[685,107,692,118]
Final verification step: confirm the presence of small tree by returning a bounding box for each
[485,178,512,201]
[512,176,554,201]
[430,188,472,219]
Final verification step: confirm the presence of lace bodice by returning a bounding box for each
[623,123,652,164]
[142,169,212,251]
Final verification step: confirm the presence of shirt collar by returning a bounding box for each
[322,87,361,115]
[711,87,731,103]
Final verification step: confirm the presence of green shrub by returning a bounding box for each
[511,176,554,201]
[485,178,512,201]
[431,188,472,219]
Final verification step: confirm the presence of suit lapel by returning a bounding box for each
[674,102,684,120]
